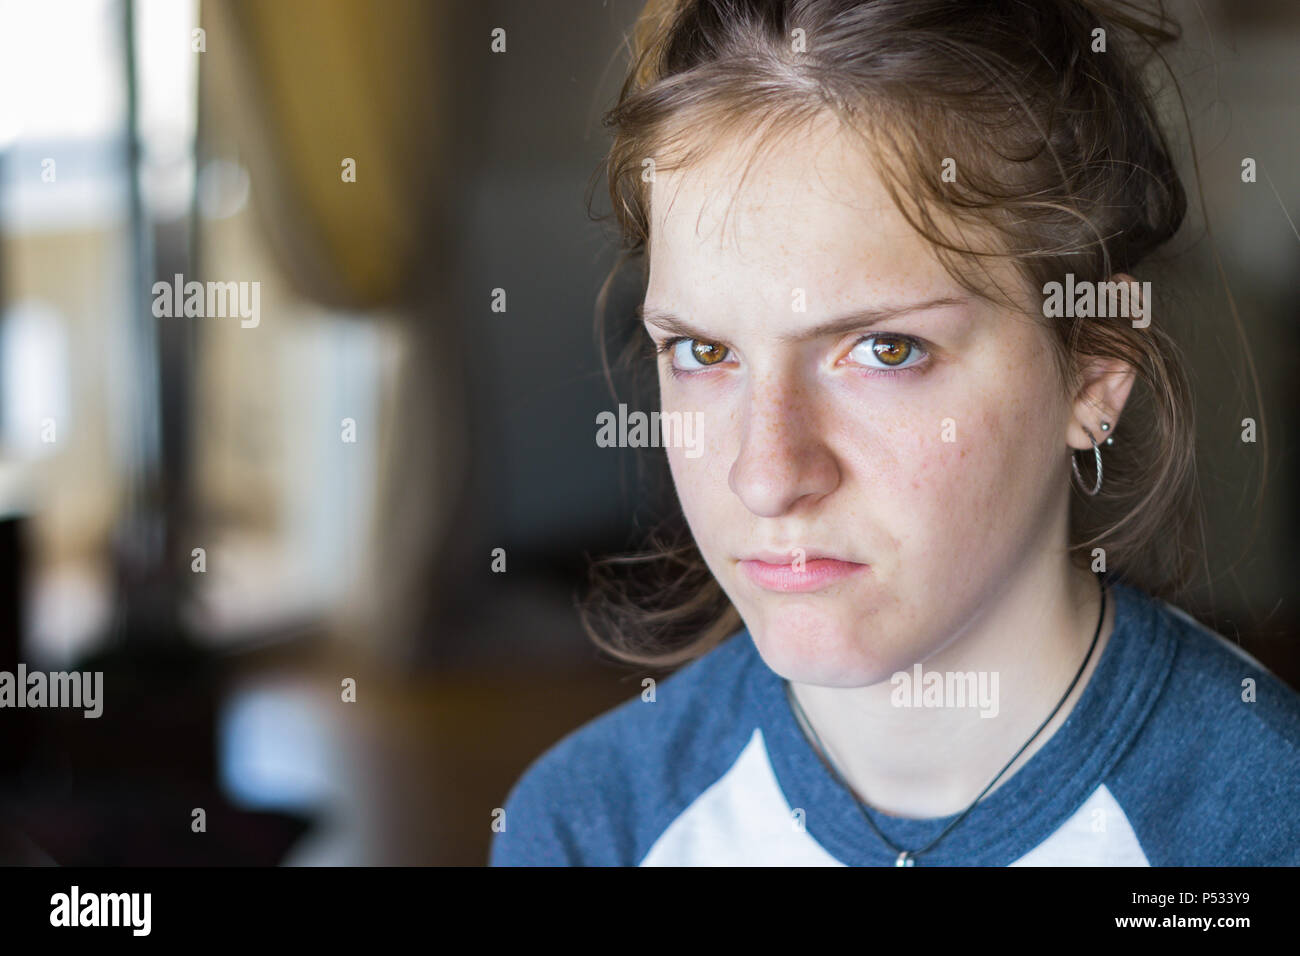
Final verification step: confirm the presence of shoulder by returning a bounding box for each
[489,629,762,866]
[1107,584,1300,864]
[1148,588,1300,755]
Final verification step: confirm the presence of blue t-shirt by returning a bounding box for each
[490,581,1300,865]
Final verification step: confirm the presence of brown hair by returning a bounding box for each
[581,0,1258,668]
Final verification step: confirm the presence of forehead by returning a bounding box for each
[645,114,956,309]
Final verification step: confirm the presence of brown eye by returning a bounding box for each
[847,333,927,373]
[871,336,912,366]
[690,340,729,365]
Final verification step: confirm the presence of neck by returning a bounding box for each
[788,558,1113,819]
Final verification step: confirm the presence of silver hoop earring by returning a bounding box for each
[1072,423,1109,496]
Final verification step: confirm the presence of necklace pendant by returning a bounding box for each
[895,851,914,867]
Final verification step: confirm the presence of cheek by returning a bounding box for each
[663,428,746,593]
[664,413,729,530]
[660,380,752,579]
[871,364,1064,565]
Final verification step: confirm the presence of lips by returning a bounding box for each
[740,547,850,565]
[736,550,868,593]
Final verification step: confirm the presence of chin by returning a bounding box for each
[742,599,900,689]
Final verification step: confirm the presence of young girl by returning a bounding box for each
[490,0,1300,866]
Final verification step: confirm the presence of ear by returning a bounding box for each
[1066,274,1139,450]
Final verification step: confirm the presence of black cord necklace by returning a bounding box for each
[783,574,1107,866]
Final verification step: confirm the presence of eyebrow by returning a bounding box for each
[637,296,971,343]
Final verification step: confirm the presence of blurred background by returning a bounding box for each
[0,0,1295,865]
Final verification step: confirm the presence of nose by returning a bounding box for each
[727,373,840,517]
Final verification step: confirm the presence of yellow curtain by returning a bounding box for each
[199,0,464,659]
[202,0,449,309]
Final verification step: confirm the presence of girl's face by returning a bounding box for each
[643,118,1076,688]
